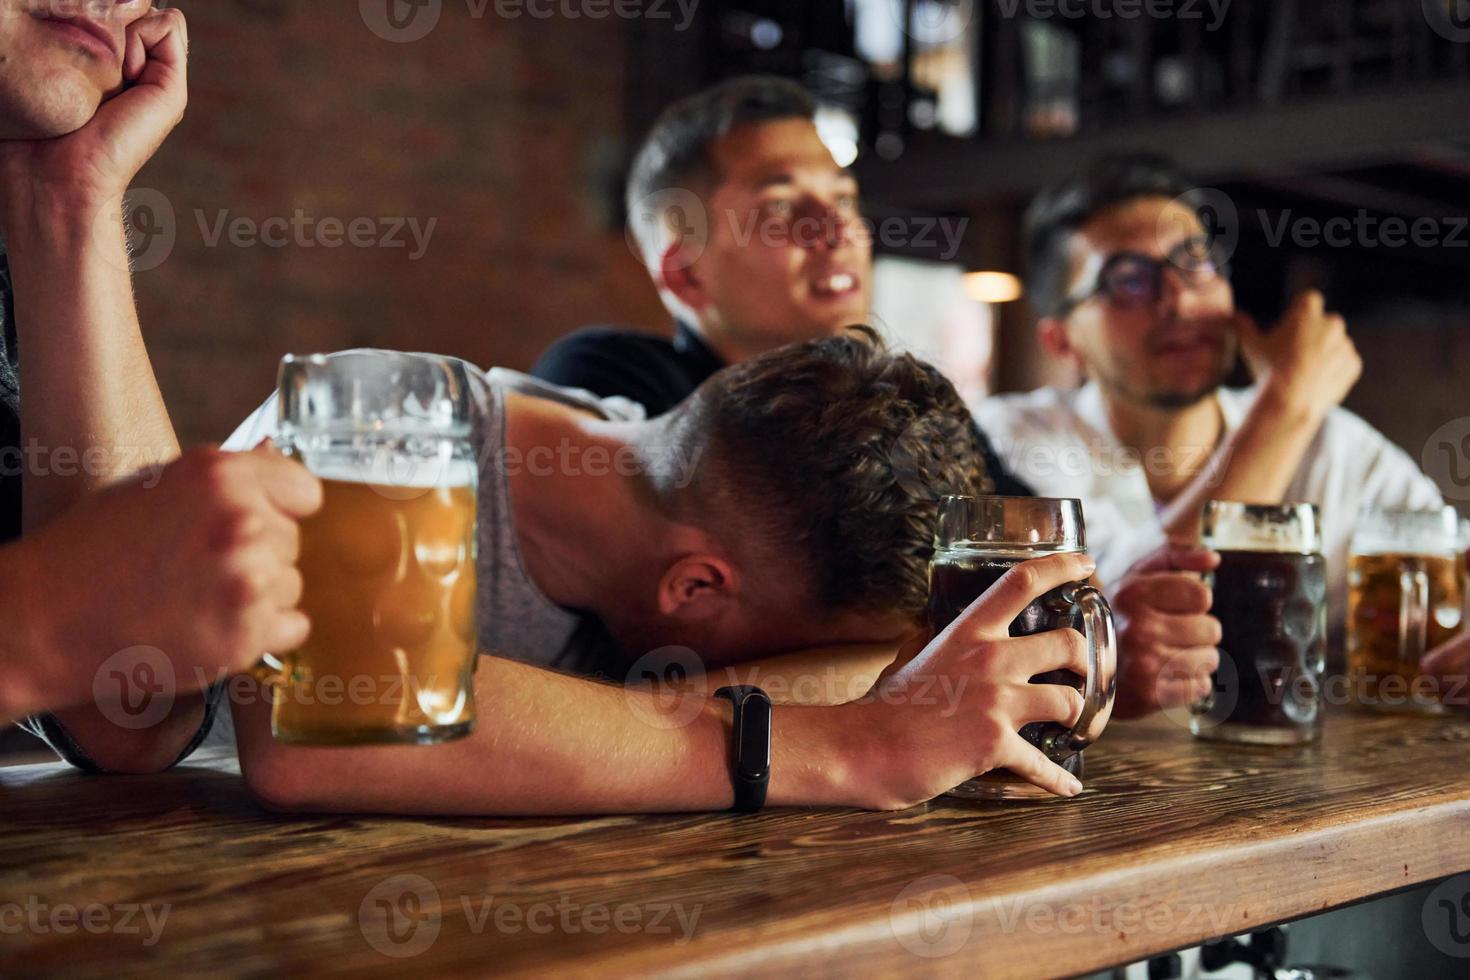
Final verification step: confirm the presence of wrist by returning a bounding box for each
[1,184,123,252]
[1256,376,1327,430]
[768,700,897,809]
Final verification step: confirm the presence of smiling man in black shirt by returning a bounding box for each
[532,76,1032,494]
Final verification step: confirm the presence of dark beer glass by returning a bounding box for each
[1192,501,1326,745]
[926,496,1118,801]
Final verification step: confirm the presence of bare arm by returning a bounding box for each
[1159,291,1362,540]
[0,9,189,528]
[0,12,201,769]
[236,553,1101,814]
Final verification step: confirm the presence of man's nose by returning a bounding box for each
[804,199,853,252]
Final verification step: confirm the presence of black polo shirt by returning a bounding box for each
[532,322,1035,496]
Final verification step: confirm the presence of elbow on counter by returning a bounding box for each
[238,747,326,813]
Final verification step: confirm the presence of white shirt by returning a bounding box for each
[975,383,1445,629]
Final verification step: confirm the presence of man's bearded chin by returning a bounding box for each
[0,75,103,139]
[1144,353,1236,410]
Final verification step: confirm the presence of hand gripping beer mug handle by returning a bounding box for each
[1398,559,1430,667]
[1062,584,1118,753]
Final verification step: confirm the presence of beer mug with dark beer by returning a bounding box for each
[926,495,1118,800]
[257,351,479,745]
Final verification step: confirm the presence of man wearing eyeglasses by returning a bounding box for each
[975,152,1443,630]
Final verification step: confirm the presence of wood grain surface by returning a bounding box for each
[2,708,1469,979]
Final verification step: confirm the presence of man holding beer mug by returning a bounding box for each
[225,332,1107,811]
[0,2,321,771]
[534,77,1219,720]
[976,153,1443,634]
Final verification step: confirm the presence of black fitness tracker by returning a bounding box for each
[713,685,772,812]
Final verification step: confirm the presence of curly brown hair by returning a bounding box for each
[672,327,990,622]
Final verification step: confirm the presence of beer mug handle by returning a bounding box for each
[1064,584,1118,752]
[1398,559,1431,667]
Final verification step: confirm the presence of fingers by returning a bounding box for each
[124,7,188,90]
[1126,543,1220,577]
[1013,682,1085,730]
[1422,635,1470,676]
[1287,289,1326,326]
[1151,647,1218,704]
[1118,572,1214,615]
[996,735,1084,798]
[244,450,324,519]
[994,627,1090,680]
[951,553,1096,643]
[258,609,312,658]
[1126,608,1222,649]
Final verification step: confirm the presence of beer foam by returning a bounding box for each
[303,457,477,489]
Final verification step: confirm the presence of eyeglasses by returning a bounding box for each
[1054,238,1228,317]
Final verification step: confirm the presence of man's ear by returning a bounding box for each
[658,240,710,315]
[1037,315,1075,361]
[657,554,738,618]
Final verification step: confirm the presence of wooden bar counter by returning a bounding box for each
[2,707,1469,978]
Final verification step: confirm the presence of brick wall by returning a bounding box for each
[134,1,671,446]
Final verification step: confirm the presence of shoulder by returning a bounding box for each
[533,326,675,369]
[974,387,1078,442]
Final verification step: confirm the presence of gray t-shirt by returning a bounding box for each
[202,356,646,750]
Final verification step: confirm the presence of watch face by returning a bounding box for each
[736,693,772,777]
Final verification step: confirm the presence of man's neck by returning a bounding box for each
[502,393,660,617]
[1100,383,1224,504]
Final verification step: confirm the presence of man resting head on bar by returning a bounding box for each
[534,76,1219,719]
[226,330,1101,812]
[0,1,324,768]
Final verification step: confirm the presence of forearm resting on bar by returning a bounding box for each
[234,655,864,816]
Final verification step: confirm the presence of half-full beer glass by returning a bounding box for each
[259,351,479,745]
[1192,501,1326,745]
[1347,505,1466,715]
[926,496,1118,800]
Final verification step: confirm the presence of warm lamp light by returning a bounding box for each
[963,271,1023,304]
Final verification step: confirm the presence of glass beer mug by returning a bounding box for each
[926,496,1118,800]
[1347,505,1467,716]
[256,351,479,745]
[1192,502,1326,745]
